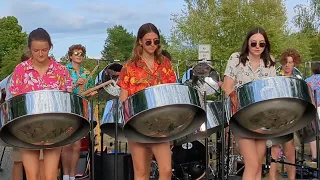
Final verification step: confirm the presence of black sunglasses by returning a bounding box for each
[145,39,160,46]
[250,42,266,48]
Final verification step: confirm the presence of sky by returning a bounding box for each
[0,0,309,60]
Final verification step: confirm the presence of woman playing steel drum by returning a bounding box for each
[117,23,176,180]
[269,48,302,180]
[61,44,96,180]
[222,27,276,180]
[9,28,73,180]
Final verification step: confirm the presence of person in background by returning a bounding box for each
[222,27,276,180]
[61,44,96,180]
[9,28,72,180]
[270,48,302,180]
[305,62,320,163]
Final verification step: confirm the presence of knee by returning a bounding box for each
[159,165,172,177]
[73,141,81,150]
[284,149,295,160]
[245,160,260,171]
[134,167,149,178]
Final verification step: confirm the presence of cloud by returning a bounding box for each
[5,0,112,34]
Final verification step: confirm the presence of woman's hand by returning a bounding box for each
[76,78,86,86]
[87,90,98,97]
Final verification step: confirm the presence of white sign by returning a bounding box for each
[198,44,211,61]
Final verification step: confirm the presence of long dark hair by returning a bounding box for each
[129,23,163,64]
[238,27,274,68]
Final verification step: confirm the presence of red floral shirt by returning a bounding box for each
[9,58,72,96]
[117,57,177,96]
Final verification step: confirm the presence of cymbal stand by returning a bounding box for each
[203,90,209,180]
[113,99,120,180]
[89,99,95,180]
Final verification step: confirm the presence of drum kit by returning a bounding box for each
[0,59,319,180]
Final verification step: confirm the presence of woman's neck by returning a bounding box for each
[32,57,50,70]
[141,51,155,62]
[72,61,81,73]
[248,53,261,62]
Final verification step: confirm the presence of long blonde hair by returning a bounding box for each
[130,23,163,64]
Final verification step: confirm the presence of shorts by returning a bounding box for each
[12,148,44,162]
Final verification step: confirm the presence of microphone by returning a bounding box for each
[265,140,273,173]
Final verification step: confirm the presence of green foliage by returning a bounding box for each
[101,25,135,61]
[0,16,27,79]
[169,0,288,78]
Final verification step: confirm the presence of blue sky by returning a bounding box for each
[0,0,309,60]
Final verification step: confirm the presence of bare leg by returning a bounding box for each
[283,140,295,180]
[128,141,152,180]
[61,145,72,178]
[238,137,260,180]
[255,139,266,180]
[69,140,81,178]
[12,162,23,180]
[20,149,40,180]
[310,140,317,159]
[150,142,172,180]
[43,148,62,180]
[269,145,280,180]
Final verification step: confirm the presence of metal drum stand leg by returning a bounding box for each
[114,99,119,180]
[89,100,95,180]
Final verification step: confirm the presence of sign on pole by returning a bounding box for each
[198,44,211,61]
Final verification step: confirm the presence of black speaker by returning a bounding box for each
[94,152,134,180]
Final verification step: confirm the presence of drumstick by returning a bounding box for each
[80,80,113,96]
[78,65,99,93]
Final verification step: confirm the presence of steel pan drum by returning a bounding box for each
[172,141,206,180]
[122,83,206,143]
[229,76,316,139]
[0,74,12,103]
[100,99,126,141]
[296,107,320,143]
[0,90,91,149]
[95,63,123,101]
[173,99,231,145]
[182,62,220,95]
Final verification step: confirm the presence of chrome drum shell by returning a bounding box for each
[0,90,91,149]
[229,76,316,139]
[122,83,206,143]
[100,99,126,141]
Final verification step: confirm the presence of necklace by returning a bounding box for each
[143,59,155,70]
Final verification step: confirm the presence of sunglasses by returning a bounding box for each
[250,42,266,48]
[73,52,85,57]
[145,39,160,46]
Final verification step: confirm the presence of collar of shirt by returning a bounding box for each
[23,57,55,73]
[66,62,84,74]
[246,57,264,73]
[135,58,161,73]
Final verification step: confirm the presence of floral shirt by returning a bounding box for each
[224,52,276,89]
[66,63,95,94]
[305,74,320,107]
[9,58,72,96]
[118,57,177,96]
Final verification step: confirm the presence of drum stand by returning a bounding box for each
[89,99,96,180]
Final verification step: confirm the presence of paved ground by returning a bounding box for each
[0,146,13,180]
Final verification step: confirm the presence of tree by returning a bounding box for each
[101,25,135,61]
[170,0,289,75]
[0,16,27,79]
